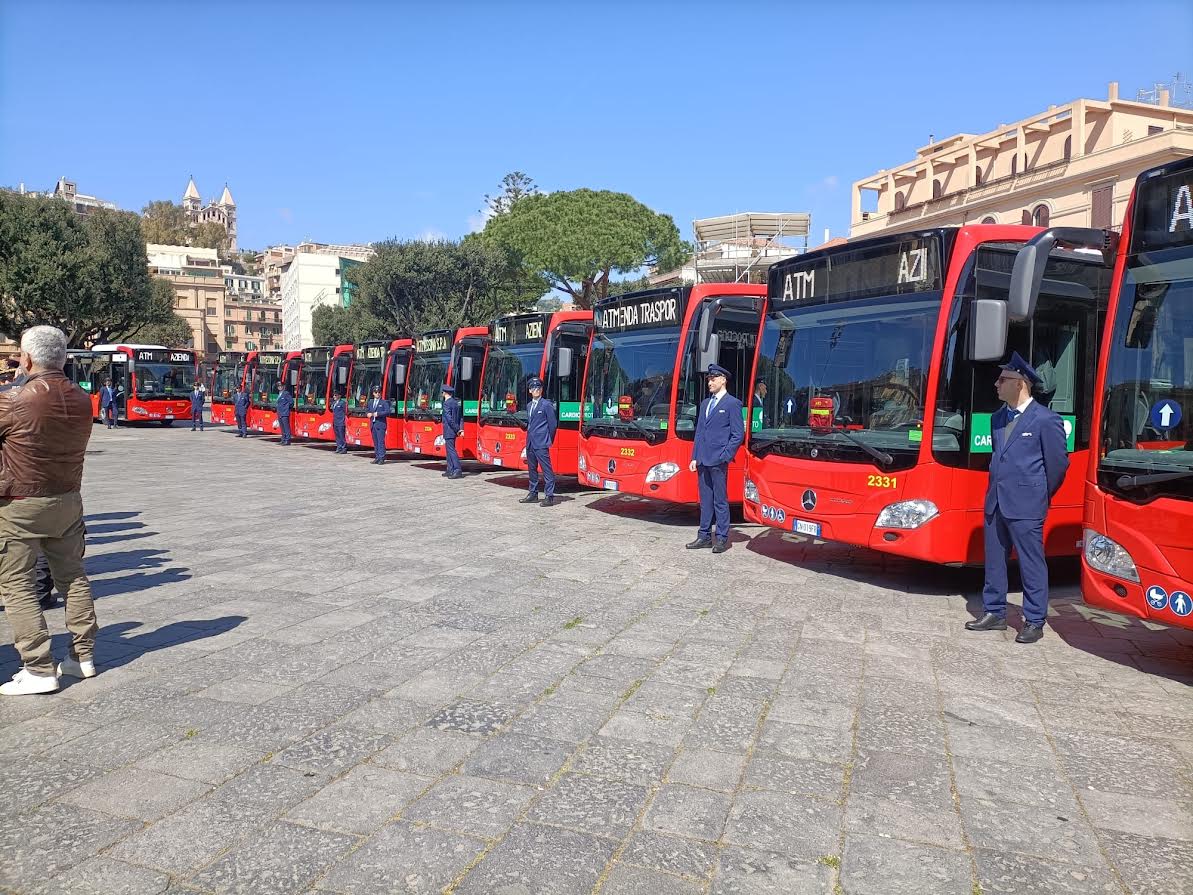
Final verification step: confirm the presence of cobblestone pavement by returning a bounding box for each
[2,422,1191,895]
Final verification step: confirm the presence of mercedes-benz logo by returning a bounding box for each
[608,459,617,474]
[801,489,817,511]
[494,442,501,453]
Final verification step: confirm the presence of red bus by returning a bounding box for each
[403,327,489,460]
[294,344,354,441]
[744,226,1111,566]
[344,339,414,451]
[1026,158,1191,628]
[246,349,287,434]
[210,351,246,426]
[475,310,593,475]
[578,284,766,503]
[86,344,198,425]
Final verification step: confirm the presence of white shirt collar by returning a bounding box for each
[711,387,728,401]
[1010,396,1034,414]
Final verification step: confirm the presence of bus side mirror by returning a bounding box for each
[394,363,407,386]
[1009,227,1117,321]
[336,366,348,386]
[556,346,574,379]
[699,333,721,372]
[461,356,474,381]
[968,299,1008,362]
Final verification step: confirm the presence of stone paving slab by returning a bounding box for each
[0,423,1190,893]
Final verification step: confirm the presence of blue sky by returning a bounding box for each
[2,0,1190,252]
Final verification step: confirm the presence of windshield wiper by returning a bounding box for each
[818,428,894,467]
[621,415,658,442]
[749,436,783,457]
[1114,468,1193,489]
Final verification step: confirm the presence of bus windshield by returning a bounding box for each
[480,342,543,426]
[135,362,196,399]
[583,326,681,444]
[252,366,281,406]
[348,359,382,411]
[407,351,450,420]
[1098,251,1193,501]
[298,362,329,410]
[213,366,241,400]
[752,294,940,470]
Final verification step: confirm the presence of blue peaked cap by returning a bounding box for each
[527,377,544,389]
[706,363,731,378]
[441,384,456,394]
[1000,351,1042,386]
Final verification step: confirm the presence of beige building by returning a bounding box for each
[258,244,296,299]
[223,269,281,352]
[147,244,226,355]
[851,81,1193,238]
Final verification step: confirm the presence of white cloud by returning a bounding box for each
[416,228,447,243]
[467,206,494,233]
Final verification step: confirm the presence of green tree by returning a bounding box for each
[311,302,390,346]
[191,221,227,251]
[347,238,535,335]
[482,171,539,218]
[140,200,189,245]
[0,194,176,346]
[482,189,689,309]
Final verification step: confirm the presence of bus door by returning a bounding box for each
[544,322,592,473]
[451,336,488,458]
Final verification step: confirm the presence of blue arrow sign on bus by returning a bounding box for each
[1149,399,1182,431]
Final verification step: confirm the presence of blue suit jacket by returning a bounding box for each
[191,391,205,410]
[984,400,1069,520]
[526,398,557,450]
[276,391,294,416]
[692,393,745,467]
[331,398,347,424]
[234,392,250,413]
[100,386,116,408]
[443,397,463,438]
[367,398,391,427]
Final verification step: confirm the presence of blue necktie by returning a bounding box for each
[707,396,719,419]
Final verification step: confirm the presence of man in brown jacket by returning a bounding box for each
[0,326,98,696]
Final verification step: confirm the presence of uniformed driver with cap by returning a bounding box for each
[519,376,558,507]
[966,351,1069,644]
[687,363,744,554]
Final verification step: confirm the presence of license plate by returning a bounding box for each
[492,458,503,466]
[165,414,173,420]
[354,439,361,445]
[413,447,421,454]
[793,518,821,537]
[603,480,619,491]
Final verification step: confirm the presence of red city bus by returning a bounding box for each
[344,339,413,451]
[403,327,489,460]
[86,344,198,425]
[246,349,287,434]
[294,344,354,441]
[578,284,766,503]
[475,311,593,475]
[210,351,246,426]
[1014,158,1192,628]
[744,226,1111,566]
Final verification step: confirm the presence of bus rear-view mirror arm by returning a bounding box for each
[1008,227,1119,322]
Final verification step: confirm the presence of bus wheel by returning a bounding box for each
[160,420,173,427]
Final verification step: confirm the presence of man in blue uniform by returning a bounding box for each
[687,363,744,554]
[966,351,1069,644]
[190,383,205,431]
[366,385,390,464]
[233,384,250,437]
[276,384,294,445]
[442,384,463,479]
[331,389,348,453]
[99,378,117,429]
[519,377,558,507]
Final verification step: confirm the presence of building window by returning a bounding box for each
[932,180,942,200]
[1032,204,1050,227]
[206,306,217,316]
[1021,209,1033,225]
[893,191,906,212]
[1091,184,1114,229]
[980,215,997,225]
[1063,136,1072,160]
[1011,155,1018,176]
[974,166,983,185]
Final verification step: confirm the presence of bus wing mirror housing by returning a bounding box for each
[556,345,574,379]
[336,365,348,386]
[699,333,721,372]
[289,369,299,386]
[460,356,474,381]
[969,298,1008,362]
[1008,227,1118,321]
[394,363,407,386]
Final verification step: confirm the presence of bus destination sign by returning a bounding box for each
[595,292,681,333]
[417,332,452,354]
[217,352,241,364]
[135,349,194,364]
[770,235,942,306]
[493,315,547,345]
[257,351,284,367]
[1134,162,1193,252]
[303,347,330,363]
[355,343,385,361]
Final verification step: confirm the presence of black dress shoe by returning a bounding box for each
[965,612,1008,631]
[1015,623,1045,644]
[540,497,556,507]
[686,538,713,549]
[519,494,540,504]
[712,540,728,554]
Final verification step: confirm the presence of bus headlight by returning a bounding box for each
[318,423,331,433]
[744,478,759,503]
[1083,529,1139,582]
[132,407,149,416]
[434,435,444,448]
[645,462,679,483]
[875,499,939,529]
[578,454,587,472]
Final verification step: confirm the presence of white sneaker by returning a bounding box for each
[57,657,97,679]
[0,668,60,696]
